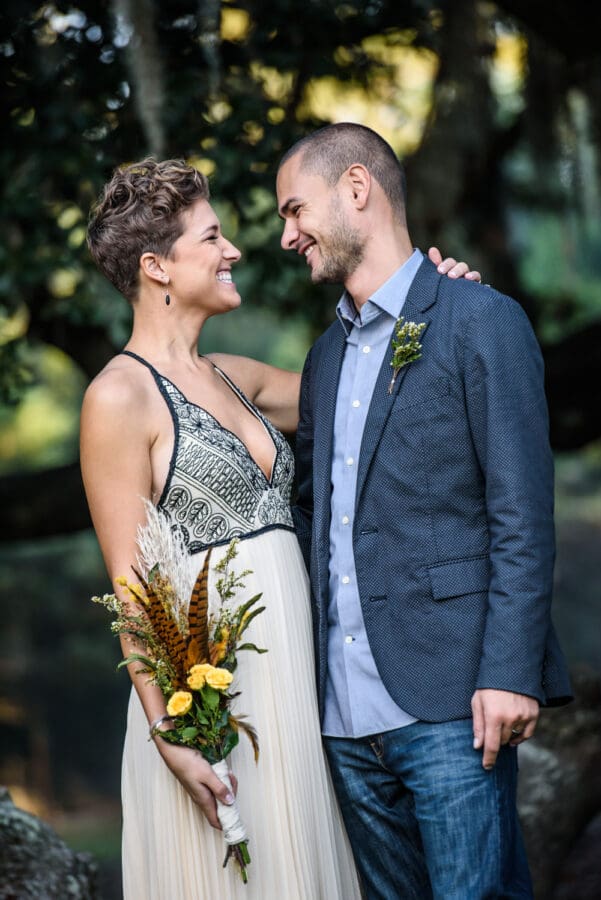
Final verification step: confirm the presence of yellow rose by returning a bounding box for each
[205,667,234,691]
[187,663,214,690]
[166,691,193,717]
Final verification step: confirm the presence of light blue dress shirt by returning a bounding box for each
[323,249,423,738]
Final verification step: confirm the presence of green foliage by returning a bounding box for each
[0,0,442,403]
[0,339,34,406]
[1,0,601,453]
[0,344,85,474]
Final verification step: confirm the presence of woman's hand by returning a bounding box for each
[428,247,482,282]
[156,738,238,829]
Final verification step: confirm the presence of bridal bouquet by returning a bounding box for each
[92,506,266,883]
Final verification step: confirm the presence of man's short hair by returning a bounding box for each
[279,123,407,219]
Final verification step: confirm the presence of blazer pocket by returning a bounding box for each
[427,555,490,601]
[394,376,450,411]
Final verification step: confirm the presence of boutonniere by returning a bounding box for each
[387,316,426,394]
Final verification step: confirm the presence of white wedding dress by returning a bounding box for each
[119,351,361,900]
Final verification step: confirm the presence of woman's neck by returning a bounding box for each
[125,299,208,367]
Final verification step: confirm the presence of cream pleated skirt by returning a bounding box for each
[121,528,361,899]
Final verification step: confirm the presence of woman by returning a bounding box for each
[81,157,476,899]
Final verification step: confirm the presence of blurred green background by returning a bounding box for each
[1,1,600,896]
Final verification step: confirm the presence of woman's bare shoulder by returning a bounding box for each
[82,354,153,419]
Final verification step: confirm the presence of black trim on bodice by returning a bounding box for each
[121,350,295,552]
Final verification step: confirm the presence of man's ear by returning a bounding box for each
[140,251,169,286]
[344,164,371,210]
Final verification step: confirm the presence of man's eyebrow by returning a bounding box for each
[278,197,300,218]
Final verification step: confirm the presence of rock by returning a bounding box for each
[552,811,601,900]
[0,787,98,899]
[517,668,601,899]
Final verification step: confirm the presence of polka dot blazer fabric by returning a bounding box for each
[294,258,573,723]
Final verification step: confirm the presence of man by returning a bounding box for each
[276,123,572,898]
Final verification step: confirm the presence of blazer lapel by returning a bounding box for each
[355,259,442,507]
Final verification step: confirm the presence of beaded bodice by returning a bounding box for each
[122,352,295,553]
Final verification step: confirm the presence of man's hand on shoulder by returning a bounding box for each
[428,246,481,282]
[471,688,539,770]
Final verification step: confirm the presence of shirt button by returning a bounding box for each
[341,515,349,525]
[362,345,371,354]
[346,457,354,466]
[341,576,350,584]
[352,400,360,408]
[344,635,354,644]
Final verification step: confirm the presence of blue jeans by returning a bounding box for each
[325,719,532,899]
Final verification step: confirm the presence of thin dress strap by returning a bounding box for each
[120,349,160,376]
[119,350,180,507]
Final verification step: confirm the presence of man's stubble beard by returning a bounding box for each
[311,197,365,285]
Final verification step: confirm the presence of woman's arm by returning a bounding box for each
[207,353,301,433]
[80,368,234,827]
[208,254,478,433]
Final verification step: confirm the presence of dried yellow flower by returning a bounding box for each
[209,641,228,666]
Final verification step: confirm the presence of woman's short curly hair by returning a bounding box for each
[87,158,210,302]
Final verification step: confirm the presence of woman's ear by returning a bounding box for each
[345,164,370,210]
[140,251,169,286]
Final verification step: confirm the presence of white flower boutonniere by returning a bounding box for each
[387,316,426,394]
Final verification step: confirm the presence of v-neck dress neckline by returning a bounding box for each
[119,349,295,552]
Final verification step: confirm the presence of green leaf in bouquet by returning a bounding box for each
[192,704,209,725]
[237,642,268,654]
[181,726,200,741]
[117,653,157,671]
[202,685,221,710]
[156,729,182,746]
[236,606,266,638]
[234,593,264,630]
[215,707,230,730]
[220,726,240,759]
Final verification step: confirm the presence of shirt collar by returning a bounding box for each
[336,249,423,334]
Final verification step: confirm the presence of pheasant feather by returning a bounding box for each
[132,567,188,684]
[187,550,211,665]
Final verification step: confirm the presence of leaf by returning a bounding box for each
[236,643,268,654]
[202,685,220,710]
[117,653,157,670]
[236,605,266,637]
[220,727,240,759]
[215,708,230,730]
[234,592,264,625]
[154,730,180,746]
[181,726,199,741]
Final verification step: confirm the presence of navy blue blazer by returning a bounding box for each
[294,258,572,723]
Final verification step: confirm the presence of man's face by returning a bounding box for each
[276,154,364,285]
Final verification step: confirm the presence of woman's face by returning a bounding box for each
[164,199,242,316]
